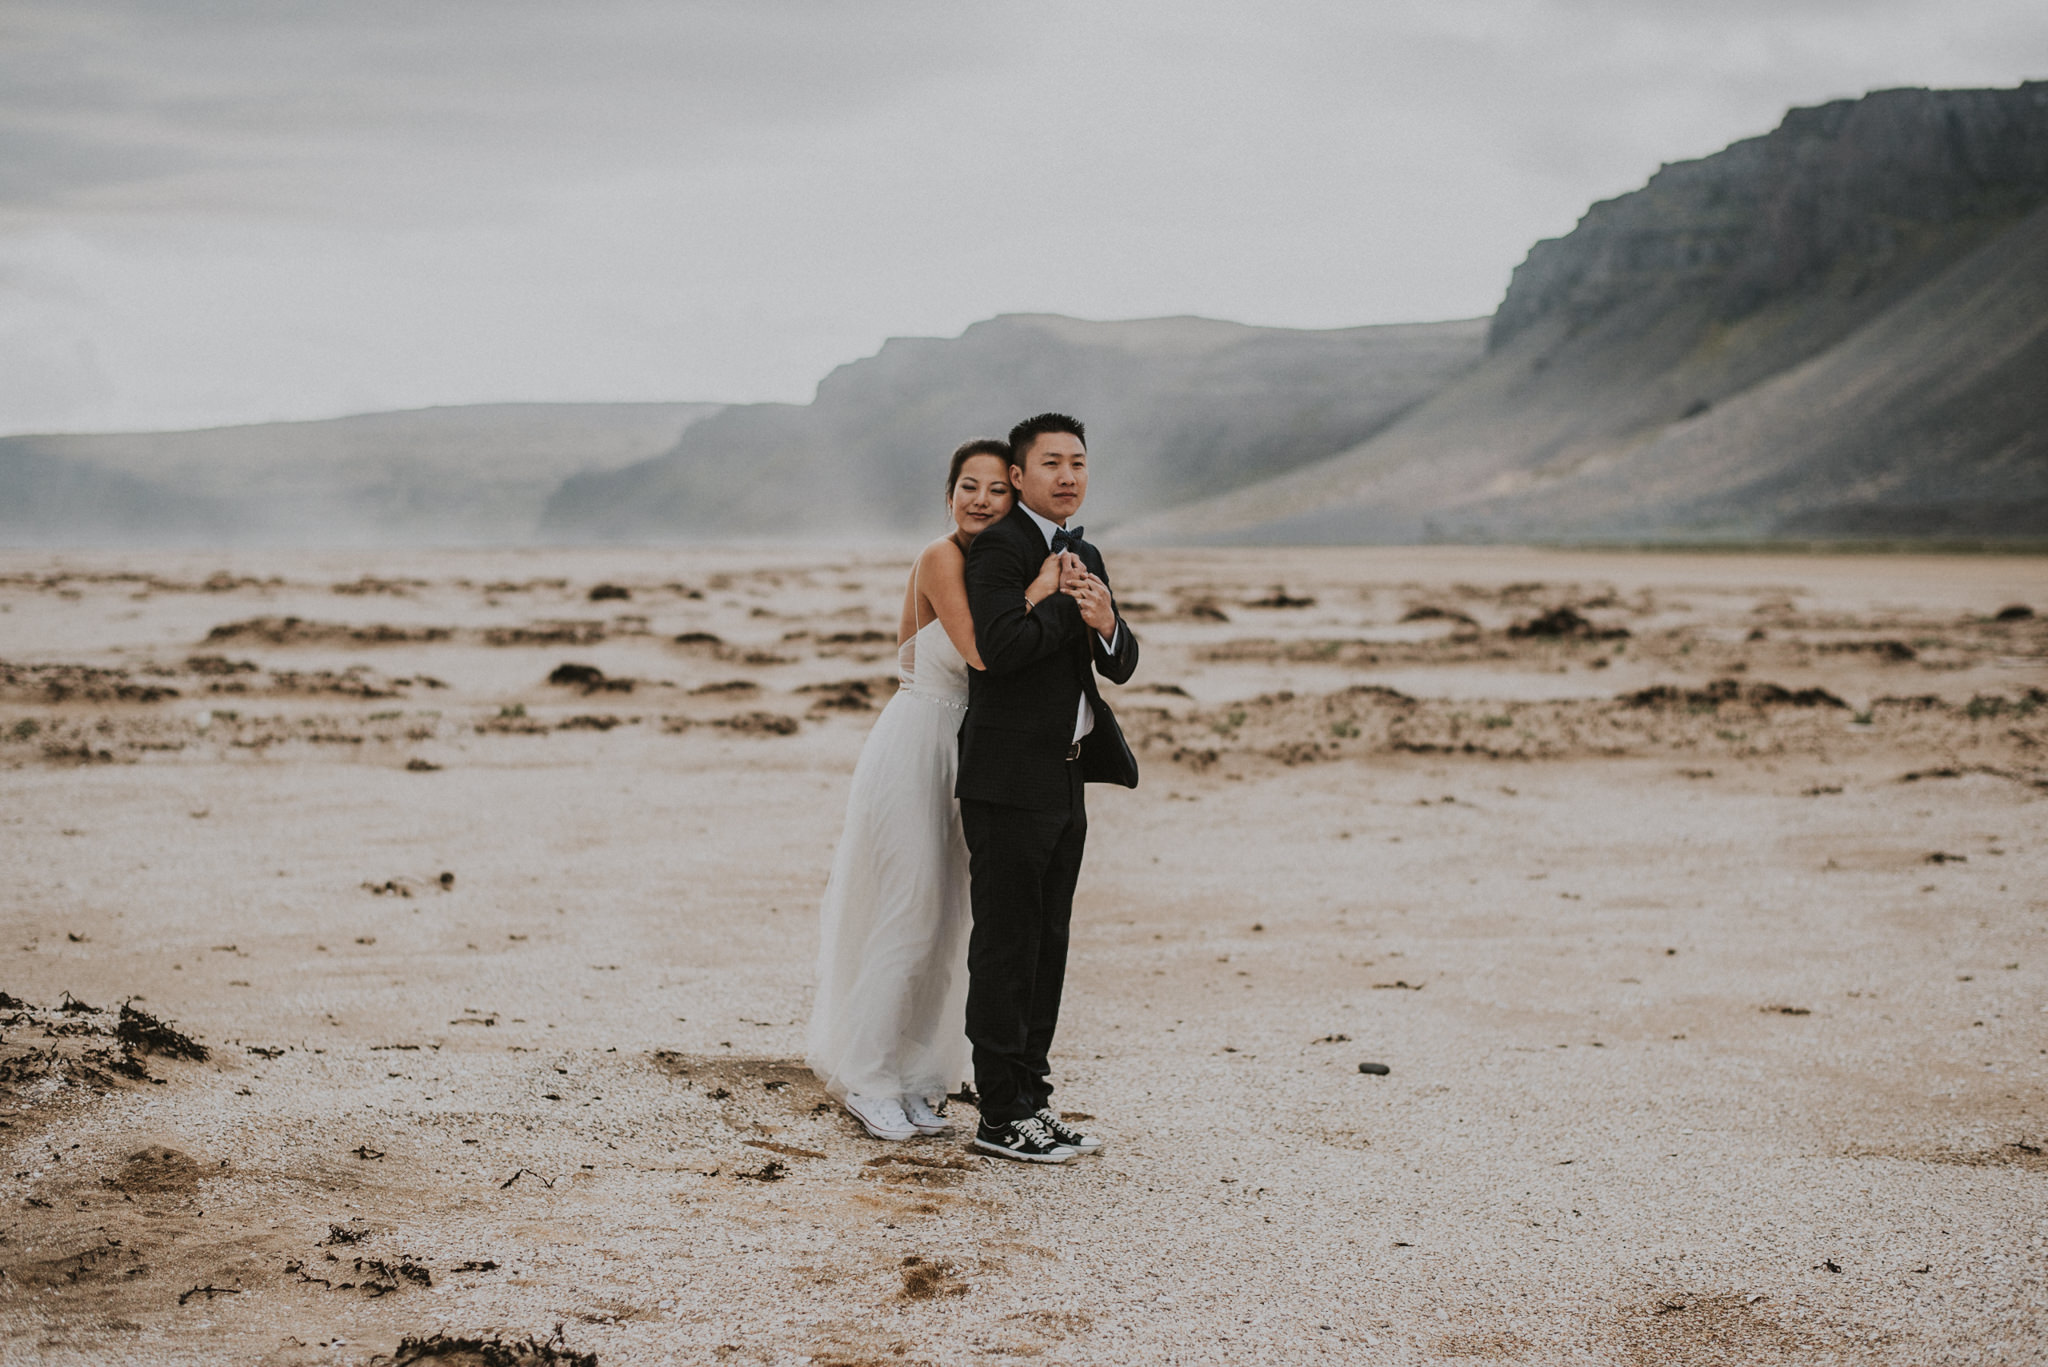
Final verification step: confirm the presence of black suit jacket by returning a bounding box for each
[956,504,1140,811]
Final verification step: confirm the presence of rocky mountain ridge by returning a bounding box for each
[1492,83,2048,349]
[1126,81,2048,545]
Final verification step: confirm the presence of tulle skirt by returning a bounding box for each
[805,688,972,1103]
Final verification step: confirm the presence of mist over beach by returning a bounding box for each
[2,4,2046,1364]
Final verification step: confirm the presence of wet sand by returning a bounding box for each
[2,545,2044,1366]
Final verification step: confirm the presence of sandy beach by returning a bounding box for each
[2,545,2044,1366]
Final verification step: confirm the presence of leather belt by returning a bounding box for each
[1064,742,1083,761]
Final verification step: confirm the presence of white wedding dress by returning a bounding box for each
[805,614,973,1105]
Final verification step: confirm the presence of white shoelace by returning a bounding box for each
[1013,1116,1062,1147]
[1036,1110,1078,1139]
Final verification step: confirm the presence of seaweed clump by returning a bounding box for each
[0,993,206,1095]
[117,1002,210,1062]
[1622,679,1846,711]
[389,1327,598,1366]
[1508,606,1629,640]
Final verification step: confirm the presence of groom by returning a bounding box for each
[957,412,1139,1164]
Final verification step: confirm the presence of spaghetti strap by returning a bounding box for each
[913,543,945,632]
[901,549,930,685]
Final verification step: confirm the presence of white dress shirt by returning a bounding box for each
[1019,503,1119,744]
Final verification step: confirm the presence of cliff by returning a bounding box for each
[1492,84,2048,350]
[1126,82,2048,545]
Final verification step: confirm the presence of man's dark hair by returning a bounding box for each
[946,438,1012,494]
[1007,412,1086,465]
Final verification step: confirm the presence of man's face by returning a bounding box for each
[1010,431,1088,524]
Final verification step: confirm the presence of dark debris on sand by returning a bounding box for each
[716,712,801,736]
[0,660,181,704]
[1623,679,1847,711]
[205,616,453,646]
[355,1255,434,1293]
[547,662,633,693]
[1507,606,1629,640]
[484,620,607,647]
[362,872,455,897]
[259,665,417,699]
[814,628,892,647]
[899,1254,969,1300]
[106,1143,208,1196]
[556,715,625,731]
[1817,638,1917,661]
[797,677,892,712]
[1400,605,1478,627]
[332,575,425,596]
[177,1283,243,1305]
[689,679,758,696]
[185,653,259,676]
[117,1001,210,1061]
[0,993,206,1094]
[387,1327,598,1367]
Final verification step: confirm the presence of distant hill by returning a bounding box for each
[0,403,719,547]
[538,314,1487,540]
[1124,82,2048,545]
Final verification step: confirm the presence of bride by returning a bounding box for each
[806,439,1061,1141]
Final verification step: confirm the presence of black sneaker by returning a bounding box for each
[974,1116,1076,1164]
[1035,1108,1104,1155]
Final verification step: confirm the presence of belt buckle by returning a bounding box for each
[1065,741,1083,761]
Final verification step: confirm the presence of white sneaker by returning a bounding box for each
[902,1094,952,1136]
[844,1093,917,1141]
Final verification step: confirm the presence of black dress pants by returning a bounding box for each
[960,762,1087,1126]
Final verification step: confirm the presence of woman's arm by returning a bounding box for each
[967,523,1082,675]
[1024,553,1063,611]
[918,539,986,670]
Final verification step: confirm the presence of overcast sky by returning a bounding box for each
[3,0,2044,435]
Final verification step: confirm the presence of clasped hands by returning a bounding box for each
[1029,551,1117,635]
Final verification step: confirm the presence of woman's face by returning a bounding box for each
[949,454,1014,536]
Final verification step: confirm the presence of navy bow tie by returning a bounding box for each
[1049,525,1084,553]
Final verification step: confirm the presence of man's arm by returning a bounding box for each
[1083,552,1139,685]
[1094,613,1138,685]
[966,523,1081,676]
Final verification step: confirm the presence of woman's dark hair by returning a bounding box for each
[947,438,1012,494]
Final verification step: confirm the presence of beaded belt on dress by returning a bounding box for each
[900,686,967,711]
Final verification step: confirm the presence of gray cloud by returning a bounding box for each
[0,0,983,219]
